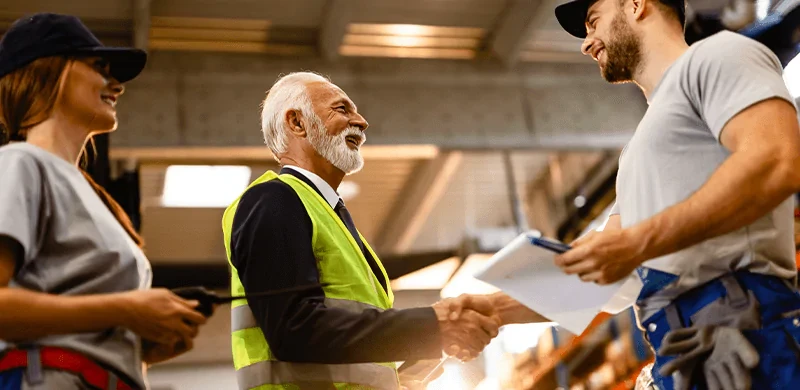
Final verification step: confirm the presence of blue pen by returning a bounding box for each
[528,235,572,254]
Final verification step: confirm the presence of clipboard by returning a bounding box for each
[473,231,626,334]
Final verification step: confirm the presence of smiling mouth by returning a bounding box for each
[345,135,362,149]
[594,49,604,62]
[101,95,117,108]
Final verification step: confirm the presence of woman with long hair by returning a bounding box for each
[0,13,207,390]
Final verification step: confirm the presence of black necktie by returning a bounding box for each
[335,199,365,252]
[335,199,387,292]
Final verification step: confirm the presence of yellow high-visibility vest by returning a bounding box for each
[222,170,398,390]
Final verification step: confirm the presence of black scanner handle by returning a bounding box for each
[171,283,328,317]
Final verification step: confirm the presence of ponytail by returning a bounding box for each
[80,170,144,248]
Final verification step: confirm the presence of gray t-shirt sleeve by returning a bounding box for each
[0,150,45,267]
[684,33,796,139]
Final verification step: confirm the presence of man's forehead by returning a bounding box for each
[308,81,356,107]
[586,0,610,19]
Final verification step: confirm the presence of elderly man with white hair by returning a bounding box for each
[220,72,512,390]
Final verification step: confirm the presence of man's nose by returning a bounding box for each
[581,38,594,56]
[351,113,368,131]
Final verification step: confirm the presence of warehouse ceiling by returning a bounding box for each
[0,0,586,65]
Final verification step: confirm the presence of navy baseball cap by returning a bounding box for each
[0,13,147,82]
[555,0,686,38]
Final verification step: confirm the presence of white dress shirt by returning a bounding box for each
[283,165,340,209]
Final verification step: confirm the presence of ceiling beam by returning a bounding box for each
[490,0,561,67]
[319,0,353,62]
[133,0,151,51]
[374,151,463,254]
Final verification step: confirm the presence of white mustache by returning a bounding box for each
[341,127,366,146]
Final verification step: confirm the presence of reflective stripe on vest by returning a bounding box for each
[231,298,385,332]
[236,360,399,390]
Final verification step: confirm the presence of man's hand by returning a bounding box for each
[445,293,550,326]
[432,297,500,361]
[439,294,496,322]
[554,228,645,285]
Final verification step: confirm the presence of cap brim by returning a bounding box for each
[555,0,592,39]
[74,47,147,83]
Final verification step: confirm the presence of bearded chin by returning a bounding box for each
[307,122,364,175]
[602,58,635,83]
[601,14,641,84]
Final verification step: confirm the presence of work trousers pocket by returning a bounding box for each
[743,317,800,389]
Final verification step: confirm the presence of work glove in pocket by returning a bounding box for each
[657,326,759,390]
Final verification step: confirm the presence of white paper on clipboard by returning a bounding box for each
[473,231,631,335]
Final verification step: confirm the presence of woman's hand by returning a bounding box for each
[118,288,207,345]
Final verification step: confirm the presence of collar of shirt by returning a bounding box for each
[282,165,340,209]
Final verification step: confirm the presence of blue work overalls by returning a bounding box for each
[0,369,22,390]
[639,268,800,389]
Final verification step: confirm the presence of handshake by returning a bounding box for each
[431,293,504,361]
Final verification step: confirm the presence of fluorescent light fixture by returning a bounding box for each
[347,24,485,39]
[440,254,500,298]
[784,53,800,98]
[385,24,427,37]
[161,165,251,208]
[341,24,484,60]
[342,35,480,49]
[390,257,461,291]
[337,181,360,202]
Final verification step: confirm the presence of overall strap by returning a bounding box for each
[720,273,748,308]
[25,348,43,385]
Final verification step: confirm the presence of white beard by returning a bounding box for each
[306,118,365,175]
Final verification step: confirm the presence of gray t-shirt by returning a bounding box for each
[0,143,152,389]
[614,31,798,315]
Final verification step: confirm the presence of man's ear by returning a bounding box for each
[631,0,646,21]
[285,109,306,137]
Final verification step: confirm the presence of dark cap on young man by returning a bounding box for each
[0,13,147,82]
[554,0,687,38]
